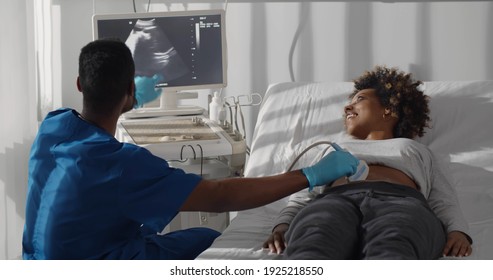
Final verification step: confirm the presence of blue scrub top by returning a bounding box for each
[23,108,202,259]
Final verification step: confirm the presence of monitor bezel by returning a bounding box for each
[92,9,227,93]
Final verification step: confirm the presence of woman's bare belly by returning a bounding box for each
[331,164,419,190]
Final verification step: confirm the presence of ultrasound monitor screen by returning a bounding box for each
[93,10,226,91]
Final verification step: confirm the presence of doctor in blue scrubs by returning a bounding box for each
[22,39,359,260]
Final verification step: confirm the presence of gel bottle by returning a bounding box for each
[209,92,226,124]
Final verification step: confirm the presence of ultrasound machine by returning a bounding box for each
[93,10,245,232]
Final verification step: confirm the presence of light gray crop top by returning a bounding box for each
[275,138,471,238]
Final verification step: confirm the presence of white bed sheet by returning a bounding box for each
[198,81,493,260]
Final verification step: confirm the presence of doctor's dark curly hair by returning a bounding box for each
[350,66,431,139]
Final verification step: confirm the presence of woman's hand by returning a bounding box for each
[442,231,472,257]
[262,223,289,254]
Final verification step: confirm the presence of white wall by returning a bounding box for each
[0,0,37,259]
[52,0,493,146]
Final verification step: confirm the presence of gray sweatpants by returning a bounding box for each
[284,182,446,260]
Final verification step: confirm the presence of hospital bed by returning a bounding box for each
[197,80,493,260]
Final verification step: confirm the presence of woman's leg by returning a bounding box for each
[359,191,446,260]
[284,194,362,259]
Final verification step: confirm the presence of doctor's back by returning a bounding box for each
[22,108,200,259]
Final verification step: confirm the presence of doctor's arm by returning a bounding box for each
[180,149,358,212]
[181,170,308,212]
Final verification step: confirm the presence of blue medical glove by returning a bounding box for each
[301,144,359,190]
[134,74,164,108]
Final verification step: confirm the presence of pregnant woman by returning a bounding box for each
[263,66,472,260]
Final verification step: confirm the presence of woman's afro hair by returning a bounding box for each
[350,65,431,139]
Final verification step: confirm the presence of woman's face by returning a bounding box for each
[344,88,395,140]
